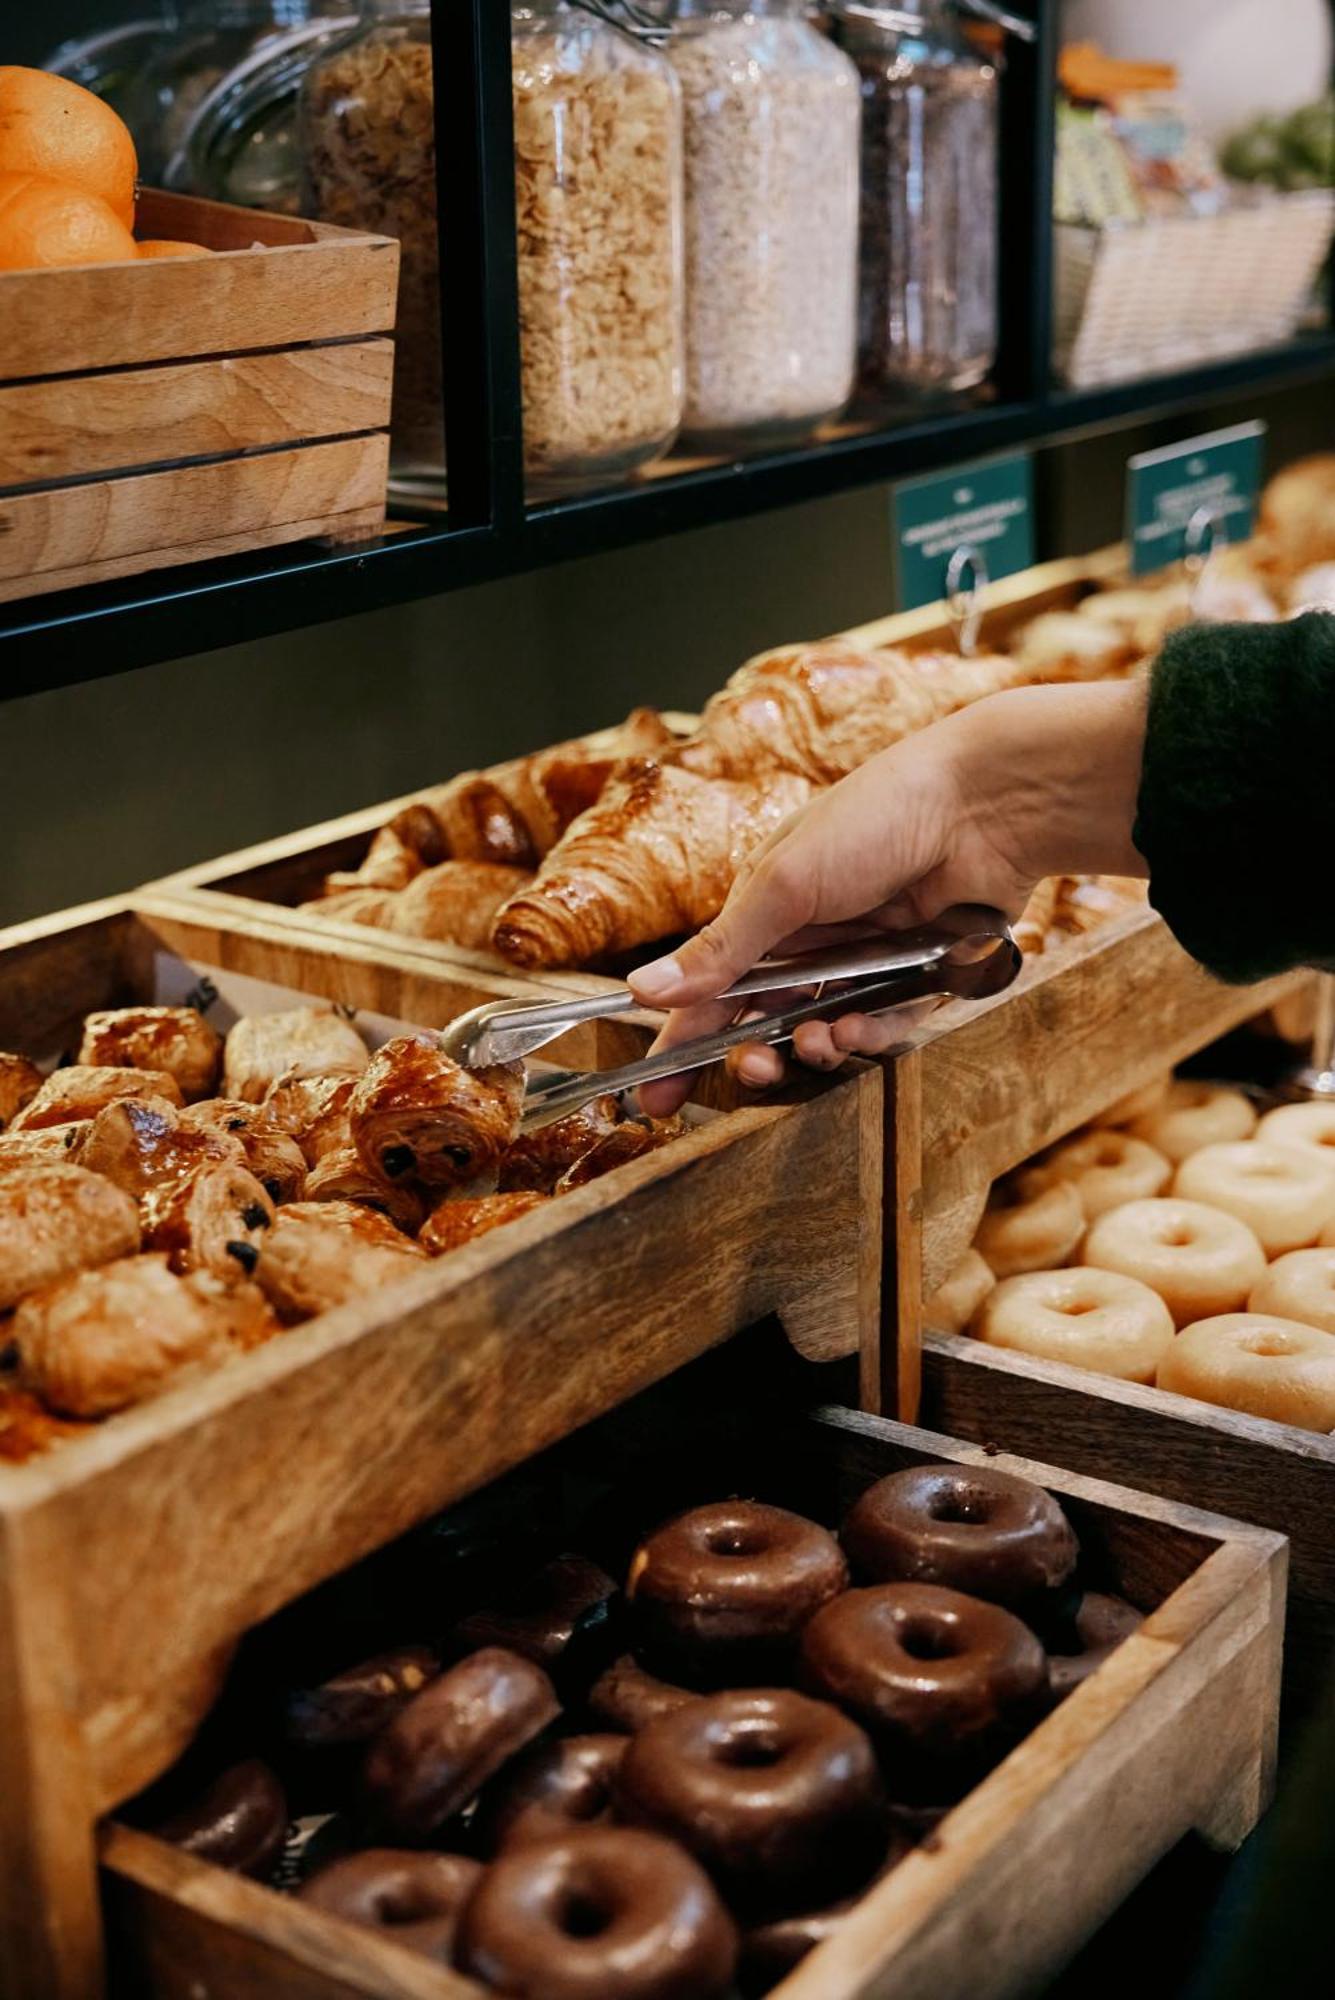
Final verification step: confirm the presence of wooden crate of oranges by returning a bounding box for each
[0,67,398,603]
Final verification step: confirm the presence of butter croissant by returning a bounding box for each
[348,1037,525,1192]
[492,758,811,970]
[389,861,533,952]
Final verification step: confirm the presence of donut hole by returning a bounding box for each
[1092,1140,1124,1166]
[1242,1331,1300,1357]
[558,1890,614,1940]
[714,1726,786,1770]
[1057,1296,1103,1317]
[927,1485,991,1525]
[704,1523,764,1559]
[1160,1226,1196,1247]
[898,1616,961,1662]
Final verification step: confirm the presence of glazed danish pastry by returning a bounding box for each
[0,1052,43,1131]
[303,1141,427,1235]
[139,1157,276,1282]
[254,1201,428,1321]
[11,1064,184,1131]
[419,1191,549,1255]
[77,1006,222,1102]
[13,1252,278,1417]
[348,1037,524,1192]
[181,1101,307,1204]
[555,1120,683,1193]
[222,1007,369,1104]
[260,1074,357,1165]
[499,1097,622,1194]
[79,1095,244,1198]
[0,1124,86,1169]
[0,1162,140,1311]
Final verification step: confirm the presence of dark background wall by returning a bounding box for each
[3,8,1332,923]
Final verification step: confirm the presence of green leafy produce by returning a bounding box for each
[1223,94,1335,190]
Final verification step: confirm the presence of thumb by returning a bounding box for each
[628,852,809,1007]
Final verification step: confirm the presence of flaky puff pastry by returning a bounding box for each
[12,1065,184,1132]
[181,1101,308,1204]
[13,1253,279,1418]
[0,1123,85,1169]
[0,1163,140,1312]
[420,1191,549,1255]
[140,1156,275,1283]
[680,644,1022,786]
[554,1119,685,1193]
[261,1075,357,1167]
[0,1053,42,1131]
[499,1096,622,1194]
[254,1201,428,1322]
[78,1006,222,1103]
[302,1141,427,1235]
[223,1008,369,1105]
[80,1095,245,1198]
[492,759,812,970]
[1256,454,1335,578]
[298,888,400,929]
[389,862,533,952]
[349,1037,525,1192]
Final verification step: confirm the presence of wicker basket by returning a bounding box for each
[1054,189,1334,387]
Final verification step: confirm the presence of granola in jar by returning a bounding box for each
[302,1,443,482]
[512,1,684,493]
[666,0,859,449]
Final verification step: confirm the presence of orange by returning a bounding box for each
[0,171,137,272]
[0,67,137,230]
[137,239,211,258]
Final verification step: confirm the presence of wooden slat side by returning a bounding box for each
[0,343,394,488]
[0,436,387,589]
[101,1828,481,2000]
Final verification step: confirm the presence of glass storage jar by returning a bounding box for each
[126,0,332,183]
[300,0,443,489]
[512,0,685,493]
[664,0,859,450]
[171,17,352,214]
[44,12,179,131]
[831,1,1000,399]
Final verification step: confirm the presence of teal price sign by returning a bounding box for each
[892,453,1035,612]
[1126,421,1266,577]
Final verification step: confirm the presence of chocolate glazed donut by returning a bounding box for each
[587,1654,695,1734]
[457,1826,738,2000]
[1046,1592,1144,1706]
[616,1688,885,1907]
[152,1760,289,1879]
[454,1555,619,1690]
[298,1850,482,1964]
[475,1735,627,1852]
[627,1501,848,1680]
[362,1647,560,1841]
[800,1583,1048,1770]
[740,1829,914,1989]
[841,1465,1078,1608]
[285,1646,441,1748]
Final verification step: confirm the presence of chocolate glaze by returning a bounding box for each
[454,1555,618,1687]
[152,1759,288,1880]
[1046,1591,1144,1706]
[476,1734,627,1853]
[298,1848,481,1964]
[841,1464,1078,1608]
[285,1646,441,1749]
[587,1653,695,1734]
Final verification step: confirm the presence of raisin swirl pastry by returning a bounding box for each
[77,1006,222,1103]
[181,1101,307,1205]
[348,1037,524,1192]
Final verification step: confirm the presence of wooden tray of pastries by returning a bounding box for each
[99,1348,1285,2000]
[0,898,881,1999]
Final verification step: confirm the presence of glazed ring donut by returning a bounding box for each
[151,1760,288,1879]
[1158,1313,1335,1433]
[626,1501,848,1678]
[476,1735,626,1853]
[1174,1141,1335,1256]
[840,1463,1077,1607]
[1101,1074,1172,1128]
[971,1268,1175,1383]
[924,1249,995,1335]
[799,1582,1047,1764]
[298,1850,482,1964]
[362,1648,560,1841]
[1081,1198,1267,1329]
[616,1688,885,1904]
[1129,1081,1257,1164]
[587,1654,694,1735]
[1249,1248,1335,1336]
[1046,1592,1143,1706]
[973,1172,1084,1279]
[1256,1102,1335,1168]
[740,1833,912,1984]
[1030,1130,1171,1221]
[456,1827,739,2000]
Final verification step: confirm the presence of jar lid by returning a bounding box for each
[166,16,355,191]
[834,0,1032,40]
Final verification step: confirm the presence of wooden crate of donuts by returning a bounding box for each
[0,898,880,2000]
[99,1347,1285,2000]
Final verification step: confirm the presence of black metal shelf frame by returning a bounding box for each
[2,0,1333,695]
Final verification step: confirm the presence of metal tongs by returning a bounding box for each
[441,905,1020,1131]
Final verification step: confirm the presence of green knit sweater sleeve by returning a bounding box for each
[1132,611,1335,985]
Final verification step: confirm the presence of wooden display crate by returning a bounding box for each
[99,1390,1286,2000]
[0,897,880,2000]
[0,190,397,604]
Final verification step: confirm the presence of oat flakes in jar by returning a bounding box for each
[512,1,685,494]
[665,0,860,450]
[301,0,444,489]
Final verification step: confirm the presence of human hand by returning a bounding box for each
[627,681,1148,1113]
